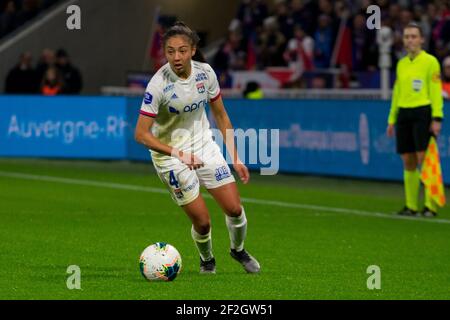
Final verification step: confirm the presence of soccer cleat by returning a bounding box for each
[396,206,418,217]
[421,207,437,218]
[230,249,260,273]
[199,257,216,274]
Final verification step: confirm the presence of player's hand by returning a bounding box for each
[233,161,250,184]
[430,120,442,136]
[176,150,204,170]
[386,124,395,138]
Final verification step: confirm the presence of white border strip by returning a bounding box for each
[1,170,449,225]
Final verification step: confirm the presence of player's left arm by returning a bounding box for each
[210,96,250,184]
[429,57,444,136]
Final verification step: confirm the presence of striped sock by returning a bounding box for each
[191,226,214,262]
[225,206,247,252]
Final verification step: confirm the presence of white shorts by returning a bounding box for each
[153,143,236,206]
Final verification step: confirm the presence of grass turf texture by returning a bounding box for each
[0,158,449,300]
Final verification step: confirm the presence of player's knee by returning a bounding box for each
[401,154,417,170]
[225,204,242,218]
[417,154,425,166]
[195,220,211,235]
[403,163,415,171]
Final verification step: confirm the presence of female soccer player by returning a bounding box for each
[135,22,260,273]
[387,23,444,217]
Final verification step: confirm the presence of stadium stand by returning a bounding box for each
[3,0,450,97]
[4,47,82,94]
[212,0,450,89]
[0,0,61,38]
[147,0,450,92]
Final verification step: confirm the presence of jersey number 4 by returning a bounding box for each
[169,170,180,189]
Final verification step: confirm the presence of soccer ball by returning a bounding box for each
[139,242,182,281]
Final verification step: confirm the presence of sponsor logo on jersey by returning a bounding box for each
[169,106,180,115]
[195,73,207,82]
[144,92,153,104]
[163,84,175,93]
[197,82,205,94]
[183,179,198,193]
[215,166,231,181]
[171,93,178,100]
[184,99,207,113]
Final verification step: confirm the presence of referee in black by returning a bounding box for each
[387,23,444,217]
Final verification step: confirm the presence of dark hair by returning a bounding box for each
[243,81,260,95]
[404,22,424,37]
[162,21,206,62]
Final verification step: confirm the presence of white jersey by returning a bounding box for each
[140,60,221,166]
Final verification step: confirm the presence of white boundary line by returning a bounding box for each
[1,170,449,225]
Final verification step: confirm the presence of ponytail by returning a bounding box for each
[192,49,206,62]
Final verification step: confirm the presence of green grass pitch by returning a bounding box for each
[0,158,449,300]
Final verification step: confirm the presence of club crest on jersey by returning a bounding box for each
[171,93,178,100]
[144,92,153,104]
[174,188,184,199]
[196,82,205,94]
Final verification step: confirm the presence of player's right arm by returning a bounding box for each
[134,82,174,156]
[135,115,173,156]
[134,80,203,170]
[134,115,204,170]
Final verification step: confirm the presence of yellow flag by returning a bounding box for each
[420,137,446,207]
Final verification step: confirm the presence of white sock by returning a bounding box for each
[191,226,214,261]
[225,206,247,252]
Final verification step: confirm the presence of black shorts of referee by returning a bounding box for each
[395,105,434,154]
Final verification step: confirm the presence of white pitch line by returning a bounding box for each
[1,170,450,225]
[0,170,168,195]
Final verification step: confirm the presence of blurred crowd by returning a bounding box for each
[4,0,450,94]
[212,0,450,88]
[0,0,60,38]
[5,48,83,95]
